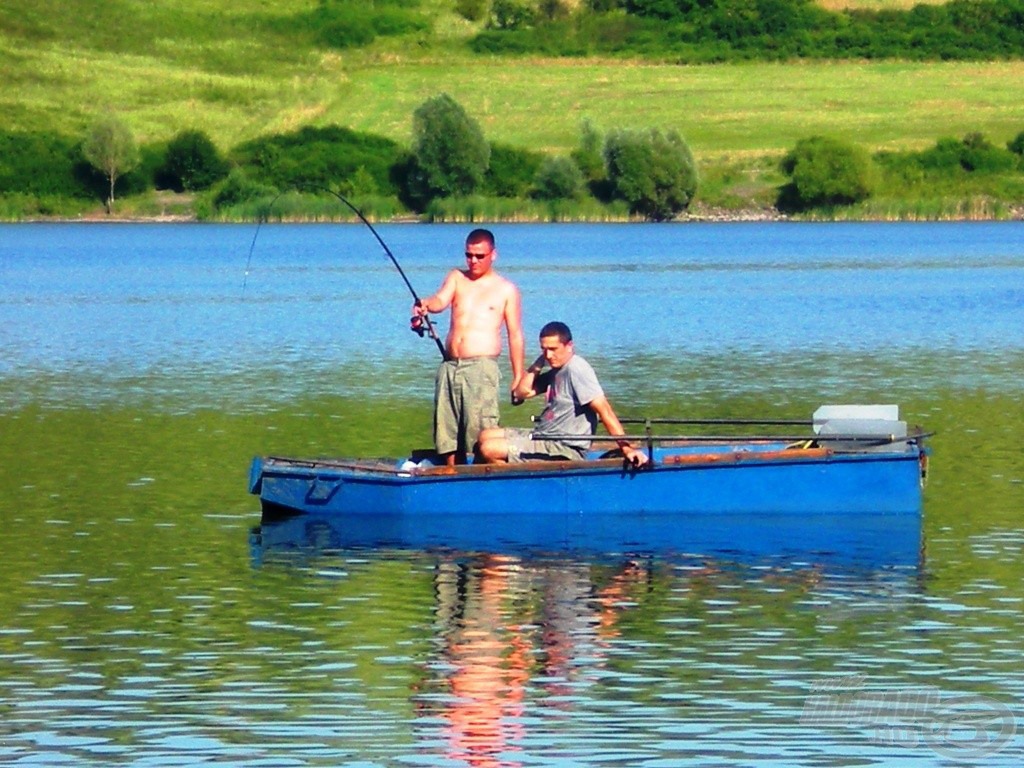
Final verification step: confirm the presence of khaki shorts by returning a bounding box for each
[504,427,587,463]
[434,356,500,455]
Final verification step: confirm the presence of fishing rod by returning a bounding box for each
[243,184,448,360]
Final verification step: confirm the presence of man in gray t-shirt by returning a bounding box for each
[476,321,648,466]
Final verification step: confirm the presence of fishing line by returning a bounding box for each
[242,184,447,359]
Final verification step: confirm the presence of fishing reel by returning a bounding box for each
[410,315,427,337]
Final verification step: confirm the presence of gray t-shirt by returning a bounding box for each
[531,354,604,450]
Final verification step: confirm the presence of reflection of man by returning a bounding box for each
[413,229,524,466]
[432,555,528,768]
[477,321,648,466]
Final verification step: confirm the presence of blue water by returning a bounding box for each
[2,221,1022,408]
[1,222,1022,766]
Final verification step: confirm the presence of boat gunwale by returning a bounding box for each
[261,440,923,482]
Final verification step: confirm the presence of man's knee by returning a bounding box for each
[476,428,507,463]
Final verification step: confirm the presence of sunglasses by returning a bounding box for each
[465,251,491,261]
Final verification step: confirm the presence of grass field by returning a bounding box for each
[6,34,1024,162]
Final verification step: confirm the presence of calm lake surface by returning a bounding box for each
[1,222,1022,765]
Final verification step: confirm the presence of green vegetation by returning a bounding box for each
[604,128,699,220]
[1,0,1024,220]
[780,136,876,211]
[471,0,1024,62]
[81,116,139,213]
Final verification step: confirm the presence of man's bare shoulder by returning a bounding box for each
[492,271,521,296]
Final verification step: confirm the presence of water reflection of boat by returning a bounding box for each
[250,504,923,568]
[249,407,927,566]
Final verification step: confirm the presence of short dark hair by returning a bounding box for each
[466,228,494,249]
[539,321,572,343]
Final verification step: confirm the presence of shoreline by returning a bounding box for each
[8,202,1024,225]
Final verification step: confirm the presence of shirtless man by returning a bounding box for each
[412,229,525,465]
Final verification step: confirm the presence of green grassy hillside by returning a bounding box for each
[3,0,1023,219]
[4,0,1022,157]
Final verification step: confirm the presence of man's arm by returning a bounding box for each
[513,354,547,401]
[413,271,458,315]
[504,286,525,391]
[588,395,649,466]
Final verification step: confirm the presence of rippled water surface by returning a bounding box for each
[1,222,1022,765]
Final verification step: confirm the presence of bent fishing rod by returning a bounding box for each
[243,184,447,360]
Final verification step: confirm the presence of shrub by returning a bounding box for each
[1008,131,1024,156]
[310,0,429,49]
[603,128,698,220]
[779,135,875,210]
[490,0,537,30]
[484,143,545,198]
[0,130,92,197]
[532,156,585,200]
[959,132,1016,173]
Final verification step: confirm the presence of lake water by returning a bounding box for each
[1,222,1022,765]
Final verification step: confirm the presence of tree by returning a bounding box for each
[779,135,875,210]
[82,117,139,213]
[408,94,490,207]
[571,119,605,183]
[161,130,229,192]
[603,128,698,220]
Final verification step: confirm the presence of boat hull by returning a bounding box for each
[249,443,926,560]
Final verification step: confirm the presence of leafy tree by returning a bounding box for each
[161,130,229,192]
[408,94,490,207]
[779,135,875,210]
[532,156,585,200]
[603,128,698,220]
[81,116,139,212]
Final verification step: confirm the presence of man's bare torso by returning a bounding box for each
[444,269,516,359]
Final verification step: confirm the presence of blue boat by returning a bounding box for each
[248,405,929,560]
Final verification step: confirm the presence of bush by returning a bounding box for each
[779,135,875,210]
[309,0,429,49]
[212,168,278,210]
[456,0,489,22]
[231,125,404,195]
[603,128,698,220]
[532,156,585,200]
